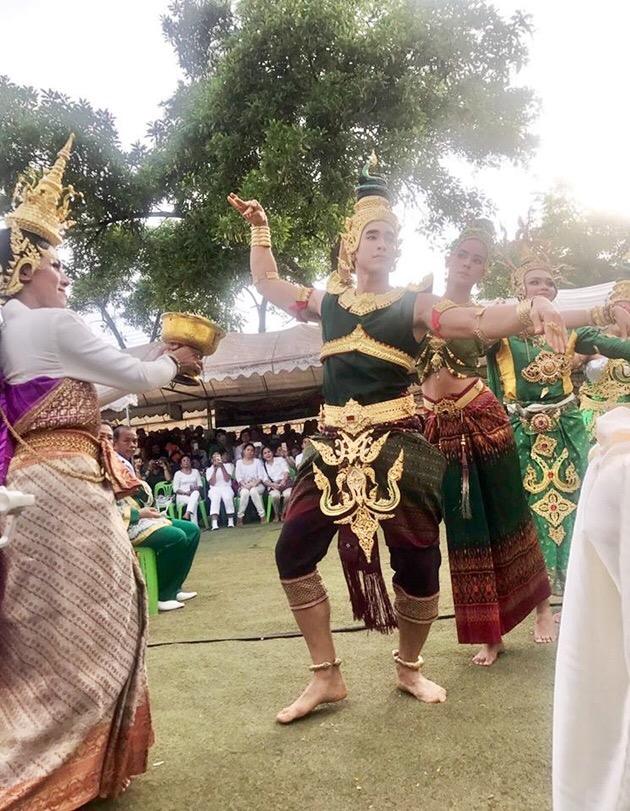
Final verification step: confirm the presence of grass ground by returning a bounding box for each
[92,524,556,811]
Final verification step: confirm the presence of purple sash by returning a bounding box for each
[0,376,62,484]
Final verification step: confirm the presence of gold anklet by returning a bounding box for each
[309,658,342,672]
[392,650,424,670]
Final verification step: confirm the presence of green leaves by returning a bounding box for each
[0,0,536,337]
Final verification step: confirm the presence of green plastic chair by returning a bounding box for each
[135,547,158,616]
[153,481,176,519]
[176,495,210,529]
[265,492,274,522]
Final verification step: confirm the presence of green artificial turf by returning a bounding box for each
[91,524,556,811]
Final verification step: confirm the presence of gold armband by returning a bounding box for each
[608,279,630,307]
[516,299,535,336]
[252,268,280,284]
[473,307,491,345]
[590,304,613,327]
[251,224,272,248]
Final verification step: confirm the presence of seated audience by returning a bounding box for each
[206,451,236,530]
[173,454,203,525]
[235,442,266,525]
[261,445,292,521]
[111,425,200,612]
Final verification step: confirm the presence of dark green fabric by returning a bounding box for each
[320,289,419,406]
[574,325,630,358]
[137,519,200,601]
[130,506,140,525]
[416,335,484,382]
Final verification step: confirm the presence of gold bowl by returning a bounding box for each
[161,312,226,357]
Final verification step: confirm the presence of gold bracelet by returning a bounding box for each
[589,305,611,327]
[608,279,630,307]
[473,307,491,346]
[516,299,535,335]
[250,224,271,248]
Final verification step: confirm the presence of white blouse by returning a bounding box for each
[173,469,202,495]
[262,457,290,484]
[206,463,234,486]
[235,458,265,486]
[0,299,175,404]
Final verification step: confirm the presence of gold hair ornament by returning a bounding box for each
[1,134,80,299]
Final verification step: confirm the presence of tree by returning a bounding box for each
[0,0,537,338]
[479,189,630,300]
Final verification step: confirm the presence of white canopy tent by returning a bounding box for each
[103,323,325,425]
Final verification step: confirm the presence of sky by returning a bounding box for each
[3,0,630,338]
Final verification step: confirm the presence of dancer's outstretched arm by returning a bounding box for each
[228,194,323,321]
[413,293,569,353]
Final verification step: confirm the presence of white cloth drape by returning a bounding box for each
[553,407,630,810]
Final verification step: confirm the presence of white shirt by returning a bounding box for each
[295,452,304,467]
[262,456,290,484]
[117,452,135,476]
[206,463,234,486]
[235,458,265,486]
[173,469,202,495]
[0,299,175,404]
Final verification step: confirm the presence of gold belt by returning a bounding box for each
[320,394,416,437]
[423,379,485,417]
[14,429,100,462]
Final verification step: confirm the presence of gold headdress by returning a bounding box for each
[336,153,400,283]
[450,218,495,258]
[497,237,570,300]
[1,134,78,299]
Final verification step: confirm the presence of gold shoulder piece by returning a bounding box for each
[326,271,350,295]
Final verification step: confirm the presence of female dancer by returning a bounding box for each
[418,225,554,665]
[0,136,201,809]
[486,250,630,596]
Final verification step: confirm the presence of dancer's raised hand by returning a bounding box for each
[227,193,268,227]
[530,296,568,353]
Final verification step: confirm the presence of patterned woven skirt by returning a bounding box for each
[423,383,550,644]
[0,454,153,810]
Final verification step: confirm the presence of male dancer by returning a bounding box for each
[228,160,568,723]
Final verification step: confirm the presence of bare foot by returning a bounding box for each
[276,669,347,724]
[534,605,557,644]
[472,642,505,667]
[396,667,447,704]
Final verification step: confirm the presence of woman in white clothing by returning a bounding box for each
[235,442,266,525]
[261,445,292,521]
[206,451,235,529]
[173,455,203,525]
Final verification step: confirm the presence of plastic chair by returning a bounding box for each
[153,481,176,519]
[176,495,210,529]
[265,492,274,522]
[135,547,158,616]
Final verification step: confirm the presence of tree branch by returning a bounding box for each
[150,311,163,342]
[99,305,127,349]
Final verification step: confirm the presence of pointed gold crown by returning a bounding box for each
[495,222,571,299]
[337,152,400,282]
[2,134,79,298]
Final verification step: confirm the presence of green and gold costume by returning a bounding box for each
[487,327,630,594]
[579,357,630,442]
